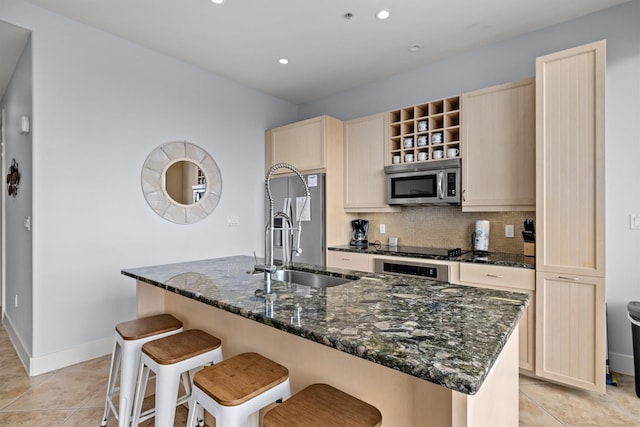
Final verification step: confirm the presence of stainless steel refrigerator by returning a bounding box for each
[267,173,325,266]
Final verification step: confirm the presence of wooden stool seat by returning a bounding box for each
[141,329,222,365]
[194,352,289,406]
[186,352,291,426]
[116,313,183,341]
[263,383,382,427]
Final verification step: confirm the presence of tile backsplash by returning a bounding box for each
[356,206,535,254]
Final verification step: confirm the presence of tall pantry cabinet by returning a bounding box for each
[535,40,606,393]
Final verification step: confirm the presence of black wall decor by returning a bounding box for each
[6,158,20,197]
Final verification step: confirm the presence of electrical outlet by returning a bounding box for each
[505,224,514,238]
[379,224,386,234]
[227,216,240,227]
[631,214,640,230]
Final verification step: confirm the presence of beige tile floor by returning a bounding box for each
[1,324,638,426]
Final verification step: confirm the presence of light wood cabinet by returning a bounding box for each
[266,116,352,264]
[388,97,460,165]
[327,251,373,272]
[266,115,342,175]
[461,78,535,211]
[344,113,400,213]
[535,41,606,393]
[459,263,536,373]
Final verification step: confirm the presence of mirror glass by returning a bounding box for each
[142,141,222,224]
[164,160,206,205]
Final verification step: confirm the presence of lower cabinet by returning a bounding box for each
[459,263,536,373]
[327,251,373,272]
[535,272,606,392]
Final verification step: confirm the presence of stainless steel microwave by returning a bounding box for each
[384,158,461,205]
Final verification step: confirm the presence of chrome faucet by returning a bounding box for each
[254,163,310,291]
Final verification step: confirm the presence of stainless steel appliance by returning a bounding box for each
[350,219,369,247]
[384,158,461,205]
[373,258,450,282]
[268,173,326,266]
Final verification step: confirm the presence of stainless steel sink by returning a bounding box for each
[271,269,353,288]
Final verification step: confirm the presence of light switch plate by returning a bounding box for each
[505,224,514,238]
[630,214,640,230]
[379,224,386,234]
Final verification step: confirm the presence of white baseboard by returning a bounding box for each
[29,336,113,376]
[2,314,31,373]
[2,314,113,376]
[609,351,636,377]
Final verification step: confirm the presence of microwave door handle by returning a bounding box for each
[437,171,444,199]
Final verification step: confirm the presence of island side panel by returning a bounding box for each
[136,281,166,316]
[139,282,455,426]
[452,327,519,427]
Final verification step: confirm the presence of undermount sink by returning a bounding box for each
[271,269,353,288]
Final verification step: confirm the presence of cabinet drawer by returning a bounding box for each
[327,251,372,272]
[459,263,534,291]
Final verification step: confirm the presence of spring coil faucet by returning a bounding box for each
[254,163,310,291]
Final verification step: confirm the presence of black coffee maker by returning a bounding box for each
[350,219,369,247]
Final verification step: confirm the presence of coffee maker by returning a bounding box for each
[350,219,369,247]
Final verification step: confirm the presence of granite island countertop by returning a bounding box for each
[122,255,528,395]
[329,244,535,269]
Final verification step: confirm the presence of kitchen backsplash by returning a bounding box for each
[357,207,535,254]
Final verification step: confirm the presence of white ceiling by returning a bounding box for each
[2,0,631,104]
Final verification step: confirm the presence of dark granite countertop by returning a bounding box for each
[329,244,535,269]
[122,255,528,395]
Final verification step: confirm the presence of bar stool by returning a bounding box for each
[186,352,291,427]
[263,383,383,427]
[101,313,183,427]
[131,329,223,426]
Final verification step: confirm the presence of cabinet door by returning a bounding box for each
[461,78,535,211]
[535,272,605,392]
[344,114,399,212]
[459,263,535,372]
[266,116,327,174]
[327,251,372,272]
[536,41,605,277]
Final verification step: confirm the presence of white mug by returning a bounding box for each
[403,137,414,148]
[432,132,443,144]
[405,153,414,162]
[418,152,428,161]
[447,148,459,157]
[433,150,444,159]
[392,155,401,164]
[418,135,428,146]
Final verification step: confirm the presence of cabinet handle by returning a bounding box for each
[486,274,502,278]
[557,276,580,281]
[462,189,466,202]
[341,258,351,261]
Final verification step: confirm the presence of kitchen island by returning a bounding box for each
[122,255,528,426]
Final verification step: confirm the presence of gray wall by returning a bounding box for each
[299,0,640,375]
[1,36,32,355]
[0,0,298,372]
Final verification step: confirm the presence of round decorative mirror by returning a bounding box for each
[141,141,222,224]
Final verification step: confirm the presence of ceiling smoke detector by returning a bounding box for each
[408,43,422,52]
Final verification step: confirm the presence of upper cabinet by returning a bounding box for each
[266,115,343,175]
[535,41,606,393]
[461,78,536,212]
[343,113,400,213]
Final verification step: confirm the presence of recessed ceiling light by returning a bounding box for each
[279,58,289,65]
[408,43,422,52]
[376,9,390,20]
[210,0,224,4]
